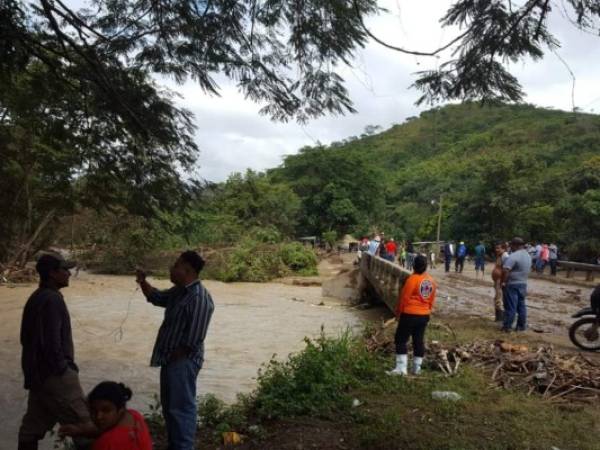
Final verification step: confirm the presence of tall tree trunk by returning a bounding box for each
[7,209,57,270]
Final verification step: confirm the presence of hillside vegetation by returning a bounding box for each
[270,102,600,261]
[54,102,600,276]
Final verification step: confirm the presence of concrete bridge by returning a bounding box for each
[359,253,411,312]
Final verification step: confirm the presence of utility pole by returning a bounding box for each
[436,194,443,245]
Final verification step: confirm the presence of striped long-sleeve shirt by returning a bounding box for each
[147,280,214,367]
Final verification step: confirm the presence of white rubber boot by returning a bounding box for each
[387,354,408,376]
[413,357,424,375]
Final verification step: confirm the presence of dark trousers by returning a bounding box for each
[550,259,557,276]
[455,256,465,272]
[503,284,527,331]
[444,256,451,272]
[394,314,430,357]
[160,358,201,450]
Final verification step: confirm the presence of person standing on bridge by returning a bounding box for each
[501,238,531,332]
[405,241,415,270]
[136,251,214,450]
[388,255,437,376]
[367,235,381,256]
[378,238,389,261]
[538,243,550,274]
[549,243,558,276]
[385,238,397,263]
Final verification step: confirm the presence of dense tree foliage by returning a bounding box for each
[270,145,384,236]
[1,0,379,127]
[270,103,600,261]
[0,64,194,265]
[3,0,600,267]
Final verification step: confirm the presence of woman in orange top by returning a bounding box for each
[388,254,436,376]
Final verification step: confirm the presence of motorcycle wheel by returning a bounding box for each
[569,318,600,351]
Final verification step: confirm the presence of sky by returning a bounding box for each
[160,0,600,182]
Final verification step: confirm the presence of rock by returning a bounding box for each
[431,391,462,401]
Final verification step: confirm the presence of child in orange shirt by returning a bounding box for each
[388,254,436,376]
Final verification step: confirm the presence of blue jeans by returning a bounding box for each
[503,284,527,330]
[160,358,201,450]
[535,258,545,273]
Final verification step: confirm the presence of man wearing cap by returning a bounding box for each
[18,253,95,450]
[501,238,532,332]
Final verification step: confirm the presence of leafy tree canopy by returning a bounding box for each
[270,102,600,261]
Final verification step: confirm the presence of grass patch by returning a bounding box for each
[143,324,600,449]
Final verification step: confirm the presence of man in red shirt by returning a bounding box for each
[385,238,398,263]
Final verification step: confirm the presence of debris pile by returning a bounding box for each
[430,340,600,403]
[364,320,600,402]
[0,265,37,283]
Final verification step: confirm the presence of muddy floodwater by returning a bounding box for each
[0,272,383,450]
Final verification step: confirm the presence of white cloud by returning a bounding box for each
[164,0,600,181]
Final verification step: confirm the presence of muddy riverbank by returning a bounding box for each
[0,269,384,450]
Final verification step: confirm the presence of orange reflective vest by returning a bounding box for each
[395,273,437,317]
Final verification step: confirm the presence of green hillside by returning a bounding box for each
[271,102,600,261]
[57,102,600,274]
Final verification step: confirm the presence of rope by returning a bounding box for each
[71,288,137,343]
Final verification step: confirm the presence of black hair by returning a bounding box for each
[413,255,428,274]
[179,250,205,274]
[88,382,133,410]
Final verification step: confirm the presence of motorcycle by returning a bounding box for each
[569,307,600,351]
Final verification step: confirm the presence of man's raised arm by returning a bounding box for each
[136,269,170,308]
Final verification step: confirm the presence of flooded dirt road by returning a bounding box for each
[429,265,595,335]
[0,272,383,450]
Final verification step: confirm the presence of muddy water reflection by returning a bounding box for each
[0,273,383,450]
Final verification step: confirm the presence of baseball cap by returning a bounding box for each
[510,237,525,246]
[36,253,76,275]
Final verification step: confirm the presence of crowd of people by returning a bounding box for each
[385,236,539,376]
[357,233,599,378]
[17,251,213,450]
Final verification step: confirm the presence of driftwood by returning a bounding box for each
[364,321,600,403]
[429,340,600,403]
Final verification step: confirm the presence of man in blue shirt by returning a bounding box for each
[367,236,381,256]
[502,237,532,332]
[137,251,214,450]
[455,241,467,273]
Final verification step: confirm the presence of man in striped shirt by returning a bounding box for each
[136,251,214,450]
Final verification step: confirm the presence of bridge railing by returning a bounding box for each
[557,261,600,282]
[359,253,411,312]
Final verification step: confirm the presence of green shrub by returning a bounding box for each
[250,329,380,419]
[564,239,600,263]
[278,242,318,275]
[203,239,318,282]
[322,230,338,250]
[198,394,247,430]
